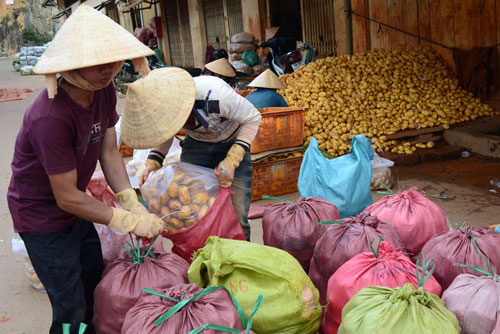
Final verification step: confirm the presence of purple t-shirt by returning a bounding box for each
[7,83,119,235]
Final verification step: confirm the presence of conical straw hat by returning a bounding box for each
[34,4,154,74]
[204,58,236,77]
[121,67,196,149]
[265,27,280,41]
[248,69,286,89]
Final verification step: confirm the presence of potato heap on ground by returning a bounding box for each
[280,46,498,156]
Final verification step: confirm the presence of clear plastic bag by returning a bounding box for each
[371,153,394,190]
[126,137,182,177]
[11,236,46,292]
[141,162,219,233]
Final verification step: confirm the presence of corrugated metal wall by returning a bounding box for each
[301,0,336,56]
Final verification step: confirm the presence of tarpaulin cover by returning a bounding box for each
[262,196,339,271]
[93,251,189,334]
[308,211,405,304]
[322,242,442,334]
[338,284,460,334]
[297,136,373,218]
[188,237,322,334]
[164,188,245,262]
[365,188,448,256]
[122,284,244,333]
[442,274,500,334]
[421,226,500,289]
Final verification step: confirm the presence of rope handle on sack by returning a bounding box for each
[261,195,294,204]
[376,178,394,195]
[188,294,265,334]
[453,234,498,279]
[62,323,87,334]
[121,233,159,265]
[370,236,384,259]
[416,253,436,288]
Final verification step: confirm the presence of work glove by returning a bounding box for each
[139,159,162,187]
[114,188,147,213]
[108,207,165,238]
[215,144,246,188]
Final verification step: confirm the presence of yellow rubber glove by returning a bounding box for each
[115,188,147,213]
[108,207,165,238]
[215,144,246,188]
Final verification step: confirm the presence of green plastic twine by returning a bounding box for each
[453,234,497,278]
[188,294,265,334]
[415,253,436,288]
[62,323,87,334]
[317,221,345,226]
[369,236,384,258]
[376,178,394,195]
[261,195,294,204]
[121,233,159,265]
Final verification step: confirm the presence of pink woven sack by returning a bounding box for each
[308,211,405,304]
[94,247,189,334]
[441,234,500,334]
[321,242,441,334]
[262,196,340,272]
[122,284,244,333]
[365,188,448,256]
[421,225,500,289]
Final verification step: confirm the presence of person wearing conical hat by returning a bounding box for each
[246,69,288,108]
[204,57,237,85]
[7,4,165,332]
[121,67,262,241]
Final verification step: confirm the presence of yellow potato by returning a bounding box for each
[192,192,209,205]
[178,186,191,205]
[167,182,179,198]
[170,218,184,228]
[149,198,160,212]
[160,206,171,223]
[178,205,191,219]
[168,199,182,211]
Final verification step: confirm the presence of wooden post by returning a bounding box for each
[188,0,207,69]
[241,0,264,42]
[158,0,172,65]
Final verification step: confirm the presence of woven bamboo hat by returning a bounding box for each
[121,67,196,149]
[204,58,236,77]
[265,27,280,41]
[33,3,154,74]
[248,69,286,89]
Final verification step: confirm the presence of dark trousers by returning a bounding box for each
[181,136,253,240]
[20,220,104,334]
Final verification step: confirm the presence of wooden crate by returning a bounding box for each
[251,107,307,154]
[251,156,303,201]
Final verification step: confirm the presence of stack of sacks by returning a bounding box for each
[309,211,405,304]
[188,237,323,334]
[421,225,500,289]
[94,244,190,333]
[229,32,255,62]
[18,45,48,74]
[442,233,500,334]
[262,196,339,271]
[321,243,441,333]
[365,188,449,258]
[122,284,244,333]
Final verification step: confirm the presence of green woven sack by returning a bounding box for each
[338,283,460,334]
[188,236,322,334]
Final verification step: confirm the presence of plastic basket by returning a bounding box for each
[251,107,306,153]
[251,156,303,201]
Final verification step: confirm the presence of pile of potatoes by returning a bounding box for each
[141,167,217,234]
[258,151,304,164]
[279,46,498,156]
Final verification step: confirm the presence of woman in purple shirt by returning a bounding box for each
[6,5,166,333]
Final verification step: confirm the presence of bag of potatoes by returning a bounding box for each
[371,153,394,191]
[141,162,245,262]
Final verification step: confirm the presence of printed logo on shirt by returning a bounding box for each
[90,121,105,145]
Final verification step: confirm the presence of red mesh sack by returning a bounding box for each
[421,225,500,290]
[93,248,189,334]
[122,284,244,333]
[262,196,340,272]
[365,188,448,256]
[164,188,245,263]
[85,171,121,208]
[308,211,405,304]
[321,242,442,334]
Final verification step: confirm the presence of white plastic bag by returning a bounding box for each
[115,116,122,149]
[141,162,219,233]
[371,153,394,190]
[126,137,182,177]
[11,236,46,292]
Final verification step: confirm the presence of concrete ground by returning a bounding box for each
[0,57,499,333]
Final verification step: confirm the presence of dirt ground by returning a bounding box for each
[0,57,499,333]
